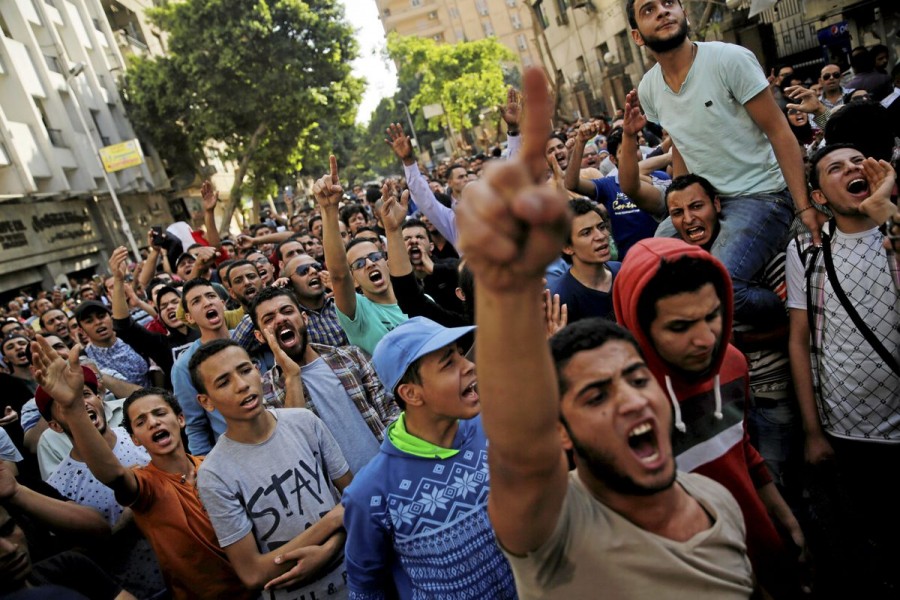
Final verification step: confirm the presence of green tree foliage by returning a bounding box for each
[386,34,515,142]
[121,0,362,233]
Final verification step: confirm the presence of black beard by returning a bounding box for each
[563,419,676,497]
[643,20,689,54]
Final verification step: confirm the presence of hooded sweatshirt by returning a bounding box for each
[614,239,789,592]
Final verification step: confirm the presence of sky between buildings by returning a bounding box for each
[340,0,398,125]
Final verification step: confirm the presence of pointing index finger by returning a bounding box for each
[520,68,553,181]
[329,155,339,184]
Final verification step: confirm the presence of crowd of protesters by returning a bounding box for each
[1,1,899,598]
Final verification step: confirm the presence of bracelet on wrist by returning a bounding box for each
[795,205,815,216]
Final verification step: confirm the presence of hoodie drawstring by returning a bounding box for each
[713,374,724,421]
[664,375,687,433]
[664,374,724,433]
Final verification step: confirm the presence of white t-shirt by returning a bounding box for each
[638,42,784,197]
[786,227,900,441]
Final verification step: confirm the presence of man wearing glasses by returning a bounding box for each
[819,64,846,110]
[314,157,408,355]
[280,253,349,347]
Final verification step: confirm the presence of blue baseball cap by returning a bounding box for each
[372,317,475,394]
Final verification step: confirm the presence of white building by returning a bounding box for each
[0,0,173,296]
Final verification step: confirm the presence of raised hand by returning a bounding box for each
[108,246,130,281]
[456,68,570,292]
[859,158,898,225]
[31,336,84,410]
[785,85,825,115]
[547,154,566,194]
[542,289,568,339]
[379,181,408,232]
[312,155,344,210]
[200,180,219,212]
[622,90,647,137]
[385,123,414,164]
[499,87,521,130]
[574,120,601,145]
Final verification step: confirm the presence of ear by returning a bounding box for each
[300,312,309,326]
[48,419,65,434]
[811,189,828,208]
[455,287,466,302]
[253,329,266,345]
[563,243,575,257]
[631,28,645,48]
[396,382,425,408]
[558,421,574,451]
[197,393,215,413]
[184,308,196,327]
[713,196,722,214]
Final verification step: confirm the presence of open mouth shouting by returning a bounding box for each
[367,268,385,286]
[165,308,178,323]
[307,275,322,290]
[461,380,479,404]
[95,326,109,337]
[627,421,663,467]
[85,405,100,428]
[151,428,174,448]
[204,307,222,326]
[846,177,869,198]
[408,245,423,264]
[276,324,299,349]
[684,224,707,243]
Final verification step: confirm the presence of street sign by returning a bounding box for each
[99,139,144,173]
[423,103,444,119]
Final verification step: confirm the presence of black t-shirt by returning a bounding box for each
[30,551,122,600]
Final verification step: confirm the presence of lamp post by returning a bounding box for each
[67,63,141,261]
[397,100,421,151]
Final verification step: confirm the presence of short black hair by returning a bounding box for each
[345,236,380,255]
[275,238,303,262]
[39,308,66,329]
[625,0,638,28]
[180,278,214,313]
[401,218,432,242]
[606,128,624,158]
[664,173,719,206]
[353,226,381,239]
[188,339,242,394]
[635,255,727,337]
[307,214,322,230]
[248,285,300,331]
[122,387,182,435]
[824,102,893,161]
[153,285,180,313]
[225,259,257,286]
[566,198,605,245]
[808,143,861,191]
[550,318,642,396]
[340,204,366,228]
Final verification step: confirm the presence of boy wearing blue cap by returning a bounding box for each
[341,316,517,599]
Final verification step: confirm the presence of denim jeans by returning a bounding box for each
[655,189,794,325]
[747,398,801,500]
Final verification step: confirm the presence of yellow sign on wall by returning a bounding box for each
[99,139,144,173]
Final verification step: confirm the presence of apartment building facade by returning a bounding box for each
[0,0,173,296]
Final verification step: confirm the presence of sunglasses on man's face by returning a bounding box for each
[349,251,386,271]
[294,262,323,277]
[821,72,840,80]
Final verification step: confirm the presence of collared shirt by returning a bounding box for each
[261,343,399,442]
[299,296,349,347]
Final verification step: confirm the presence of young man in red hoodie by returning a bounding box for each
[613,237,807,598]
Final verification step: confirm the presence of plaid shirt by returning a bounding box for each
[261,343,399,441]
[300,297,349,348]
[795,224,899,430]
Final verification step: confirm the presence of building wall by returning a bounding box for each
[375,0,540,68]
[0,0,175,295]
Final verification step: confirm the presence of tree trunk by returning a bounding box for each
[218,122,268,236]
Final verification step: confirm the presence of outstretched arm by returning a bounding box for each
[618,91,667,217]
[564,121,603,197]
[30,336,139,505]
[313,156,358,319]
[201,180,222,249]
[457,68,571,556]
